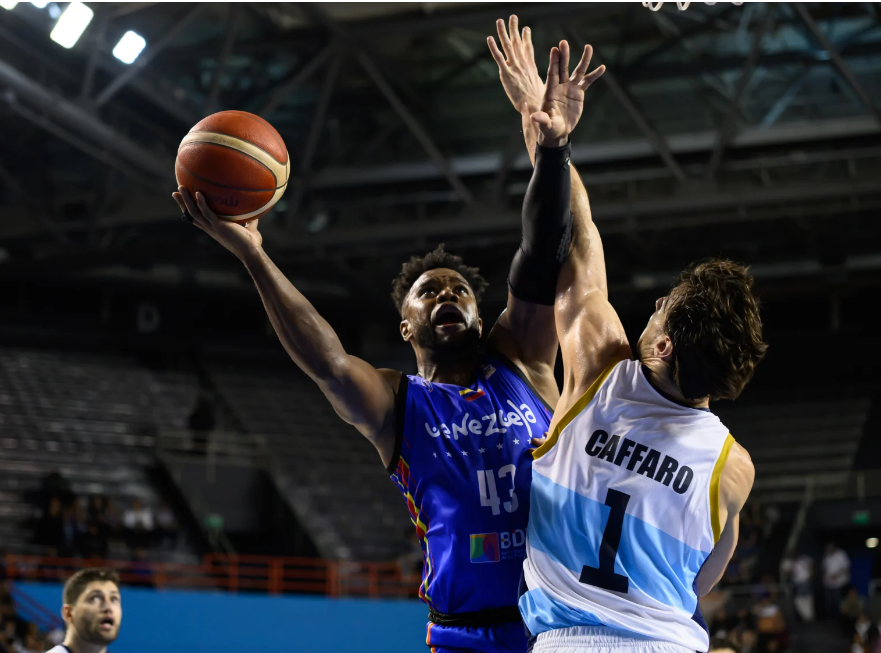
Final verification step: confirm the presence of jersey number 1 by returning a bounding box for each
[579,488,630,593]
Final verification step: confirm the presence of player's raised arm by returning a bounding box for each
[486,18,607,407]
[173,188,398,466]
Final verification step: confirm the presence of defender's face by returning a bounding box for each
[66,581,122,646]
[401,268,482,350]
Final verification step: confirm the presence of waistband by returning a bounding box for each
[533,626,694,652]
[428,605,522,628]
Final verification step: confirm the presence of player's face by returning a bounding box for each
[66,581,122,646]
[636,295,668,361]
[401,269,482,352]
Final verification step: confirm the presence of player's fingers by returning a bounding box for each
[522,25,534,62]
[531,436,548,447]
[487,37,507,68]
[509,15,521,52]
[496,18,513,60]
[194,191,221,226]
[571,44,592,82]
[171,192,190,220]
[546,46,560,88]
[530,110,553,128]
[580,64,606,89]
[178,186,201,219]
[559,40,570,83]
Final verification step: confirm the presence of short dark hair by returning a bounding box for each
[63,568,120,605]
[665,259,768,401]
[391,244,489,315]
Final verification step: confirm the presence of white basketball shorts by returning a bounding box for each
[531,627,696,653]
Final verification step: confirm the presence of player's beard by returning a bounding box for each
[413,319,482,362]
[76,614,119,646]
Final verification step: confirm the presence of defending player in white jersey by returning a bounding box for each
[46,569,121,653]
[516,39,767,653]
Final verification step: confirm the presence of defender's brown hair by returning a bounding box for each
[63,568,120,606]
[664,259,768,401]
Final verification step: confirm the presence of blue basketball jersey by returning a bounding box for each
[388,349,553,616]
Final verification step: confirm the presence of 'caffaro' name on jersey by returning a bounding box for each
[585,429,694,495]
[424,401,538,440]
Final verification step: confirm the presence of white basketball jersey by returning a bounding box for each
[520,359,735,653]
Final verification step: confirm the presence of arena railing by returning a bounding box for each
[3,554,423,599]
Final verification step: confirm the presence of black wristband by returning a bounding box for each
[507,142,573,305]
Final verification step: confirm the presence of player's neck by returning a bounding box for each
[62,631,107,653]
[642,360,710,410]
[415,346,480,386]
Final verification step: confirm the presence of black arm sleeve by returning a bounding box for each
[507,142,573,306]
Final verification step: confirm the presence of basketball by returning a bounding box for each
[175,110,290,223]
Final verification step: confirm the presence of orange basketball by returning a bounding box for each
[175,110,290,223]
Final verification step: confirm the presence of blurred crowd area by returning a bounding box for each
[0,582,61,653]
[704,532,879,653]
[27,469,181,563]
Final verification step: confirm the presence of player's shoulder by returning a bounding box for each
[377,368,403,393]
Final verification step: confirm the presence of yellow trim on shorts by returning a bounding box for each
[532,359,624,460]
[710,434,736,544]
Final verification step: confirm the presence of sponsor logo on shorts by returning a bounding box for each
[470,533,500,563]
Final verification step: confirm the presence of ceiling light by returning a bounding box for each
[31,0,48,7]
[112,30,146,64]
[49,1,93,49]
[0,2,19,10]
[867,538,879,549]
[47,2,59,18]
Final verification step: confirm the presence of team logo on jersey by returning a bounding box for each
[482,364,496,379]
[470,533,500,563]
[459,388,486,402]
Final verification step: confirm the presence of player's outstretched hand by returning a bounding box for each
[173,187,262,260]
[531,41,605,147]
[487,15,544,116]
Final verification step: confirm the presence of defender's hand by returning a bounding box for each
[487,15,544,116]
[532,41,605,147]
[173,187,262,260]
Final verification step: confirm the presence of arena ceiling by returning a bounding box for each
[0,1,880,308]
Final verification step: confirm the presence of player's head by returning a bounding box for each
[61,568,122,647]
[392,245,488,355]
[636,259,767,402]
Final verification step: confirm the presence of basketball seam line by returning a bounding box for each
[221,111,287,158]
[178,141,286,189]
[183,129,286,166]
[175,160,287,194]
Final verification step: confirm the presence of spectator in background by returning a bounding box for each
[840,586,864,636]
[753,590,787,653]
[123,499,154,553]
[34,497,64,555]
[781,548,815,622]
[187,389,216,454]
[60,503,81,558]
[155,501,179,550]
[38,470,73,510]
[824,543,852,618]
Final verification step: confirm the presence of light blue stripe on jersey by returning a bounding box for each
[527,471,709,614]
[519,586,605,633]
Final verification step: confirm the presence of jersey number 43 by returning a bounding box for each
[476,465,519,516]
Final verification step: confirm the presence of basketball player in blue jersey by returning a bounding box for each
[513,37,768,653]
[173,31,604,653]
